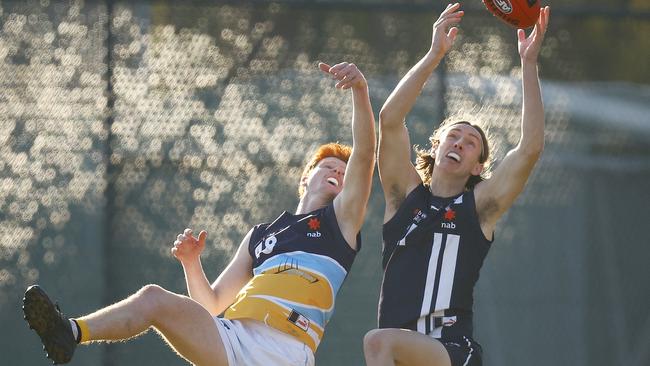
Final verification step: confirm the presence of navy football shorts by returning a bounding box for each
[439,336,482,366]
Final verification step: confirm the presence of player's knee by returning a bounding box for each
[364,329,393,357]
[136,284,169,316]
[139,284,166,297]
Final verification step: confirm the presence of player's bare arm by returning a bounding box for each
[474,7,550,236]
[378,3,464,221]
[319,62,376,249]
[173,228,253,316]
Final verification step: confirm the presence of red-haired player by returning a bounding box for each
[23,61,375,366]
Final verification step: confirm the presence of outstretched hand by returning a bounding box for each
[430,3,464,58]
[319,61,368,90]
[171,228,207,262]
[518,6,550,63]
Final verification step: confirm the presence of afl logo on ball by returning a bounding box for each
[492,0,513,14]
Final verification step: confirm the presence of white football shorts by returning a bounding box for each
[213,317,315,366]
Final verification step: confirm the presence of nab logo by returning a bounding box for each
[254,234,277,258]
[306,217,322,238]
[492,0,513,14]
[441,208,456,229]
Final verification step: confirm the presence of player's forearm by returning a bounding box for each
[519,60,545,157]
[181,259,221,314]
[335,85,376,233]
[351,85,376,159]
[379,51,443,129]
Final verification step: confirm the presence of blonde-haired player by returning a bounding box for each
[364,4,550,366]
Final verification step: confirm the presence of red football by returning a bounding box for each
[482,0,541,29]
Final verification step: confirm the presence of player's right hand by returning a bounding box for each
[518,6,550,64]
[171,228,207,262]
[430,3,463,58]
[318,61,368,90]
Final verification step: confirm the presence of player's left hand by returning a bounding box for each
[171,228,207,262]
[518,6,550,63]
[319,61,368,90]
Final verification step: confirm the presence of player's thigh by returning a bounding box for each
[386,328,452,366]
[149,287,228,366]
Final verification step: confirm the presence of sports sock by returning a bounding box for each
[69,319,80,343]
[71,319,90,343]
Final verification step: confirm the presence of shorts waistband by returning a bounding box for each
[422,312,473,337]
[428,314,461,328]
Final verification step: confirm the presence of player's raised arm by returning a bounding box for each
[378,3,463,221]
[474,6,550,236]
[319,62,376,248]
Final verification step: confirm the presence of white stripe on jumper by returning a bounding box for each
[434,234,460,311]
[398,223,418,246]
[417,233,443,333]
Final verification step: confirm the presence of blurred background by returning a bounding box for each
[1,0,649,365]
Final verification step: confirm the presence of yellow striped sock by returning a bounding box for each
[74,319,91,344]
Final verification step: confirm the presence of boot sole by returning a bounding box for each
[23,285,74,364]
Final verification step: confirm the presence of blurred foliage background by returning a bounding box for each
[1,0,649,365]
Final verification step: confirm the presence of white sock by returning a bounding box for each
[69,319,79,340]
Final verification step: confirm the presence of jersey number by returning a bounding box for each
[254,235,277,258]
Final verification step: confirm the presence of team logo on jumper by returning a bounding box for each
[306,217,322,238]
[441,208,456,229]
[288,309,310,331]
[492,0,513,14]
[412,208,427,223]
[254,234,277,258]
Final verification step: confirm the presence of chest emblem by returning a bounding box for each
[307,218,320,230]
[441,208,457,229]
[306,217,322,238]
[444,208,456,221]
[413,208,427,223]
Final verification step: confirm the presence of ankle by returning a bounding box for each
[72,318,91,343]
